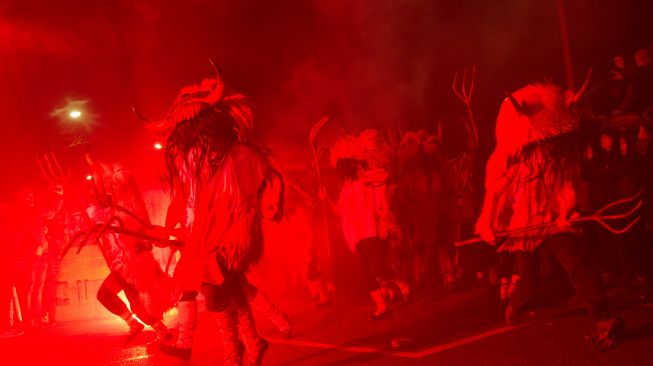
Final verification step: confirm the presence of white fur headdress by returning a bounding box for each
[330,129,391,169]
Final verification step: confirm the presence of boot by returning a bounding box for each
[237,304,269,366]
[504,304,519,326]
[273,313,293,339]
[159,300,196,360]
[508,275,520,297]
[212,307,245,366]
[123,314,144,342]
[591,316,625,351]
[394,280,410,303]
[249,289,292,338]
[369,287,390,320]
[151,320,174,345]
[382,280,409,306]
[443,272,457,292]
[308,278,332,307]
[500,278,510,303]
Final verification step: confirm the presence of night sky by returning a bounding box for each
[1,0,651,199]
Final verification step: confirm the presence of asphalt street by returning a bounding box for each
[3,285,653,365]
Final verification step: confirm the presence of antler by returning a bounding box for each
[310,116,330,148]
[452,65,479,150]
[455,189,643,247]
[36,152,70,186]
[115,204,153,229]
[61,215,124,259]
[63,215,183,259]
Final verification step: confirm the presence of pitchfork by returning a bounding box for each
[62,206,183,259]
[36,152,70,187]
[455,188,643,247]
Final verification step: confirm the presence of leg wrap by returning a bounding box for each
[212,306,244,366]
[369,287,390,319]
[248,287,291,334]
[236,303,268,366]
[176,300,197,349]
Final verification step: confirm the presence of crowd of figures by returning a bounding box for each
[315,47,653,334]
[0,184,67,335]
[1,46,652,363]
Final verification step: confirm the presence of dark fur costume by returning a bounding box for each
[87,163,177,318]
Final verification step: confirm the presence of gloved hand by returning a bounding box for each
[555,216,572,230]
[475,225,496,246]
[555,211,578,231]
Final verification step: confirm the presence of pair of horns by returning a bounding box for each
[505,68,592,115]
[133,59,224,133]
[505,92,531,115]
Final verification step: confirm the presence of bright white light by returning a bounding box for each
[85,175,93,181]
[69,110,82,119]
[154,143,163,150]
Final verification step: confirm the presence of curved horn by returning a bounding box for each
[84,153,111,204]
[203,58,225,105]
[505,92,529,115]
[132,105,172,133]
[132,104,152,123]
[568,68,592,106]
[84,152,102,172]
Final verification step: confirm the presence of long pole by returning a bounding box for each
[310,117,332,260]
[12,286,22,323]
[556,0,575,90]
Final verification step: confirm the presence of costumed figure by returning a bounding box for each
[138,61,284,366]
[24,192,48,329]
[396,129,455,287]
[475,81,624,349]
[331,129,409,319]
[34,154,73,327]
[160,164,289,360]
[80,155,174,342]
[8,187,44,333]
[41,184,67,327]
[288,176,334,308]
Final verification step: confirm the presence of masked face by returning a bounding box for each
[600,133,614,152]
[620,136,628,156]
[635,49,650,67]
[613,56,625,70]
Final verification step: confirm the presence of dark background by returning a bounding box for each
[1,0,651,199]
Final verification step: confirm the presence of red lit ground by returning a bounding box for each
[3,287,653,365]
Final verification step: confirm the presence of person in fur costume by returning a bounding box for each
[82,155,174,343]
[331,129,409,319]
[475,82,624,350]
[396,129,456,287]
[159,170,290,361]
[138,61,284,366]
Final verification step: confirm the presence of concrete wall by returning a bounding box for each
[56,244,111,321]
[55,189,175,322]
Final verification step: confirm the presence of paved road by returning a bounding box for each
[3,286,653,365]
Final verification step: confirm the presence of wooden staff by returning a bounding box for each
[310,116,332,259]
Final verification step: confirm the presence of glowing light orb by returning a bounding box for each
[85,175,93,181]
[69,110,82,119]
[154,143,163,150]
